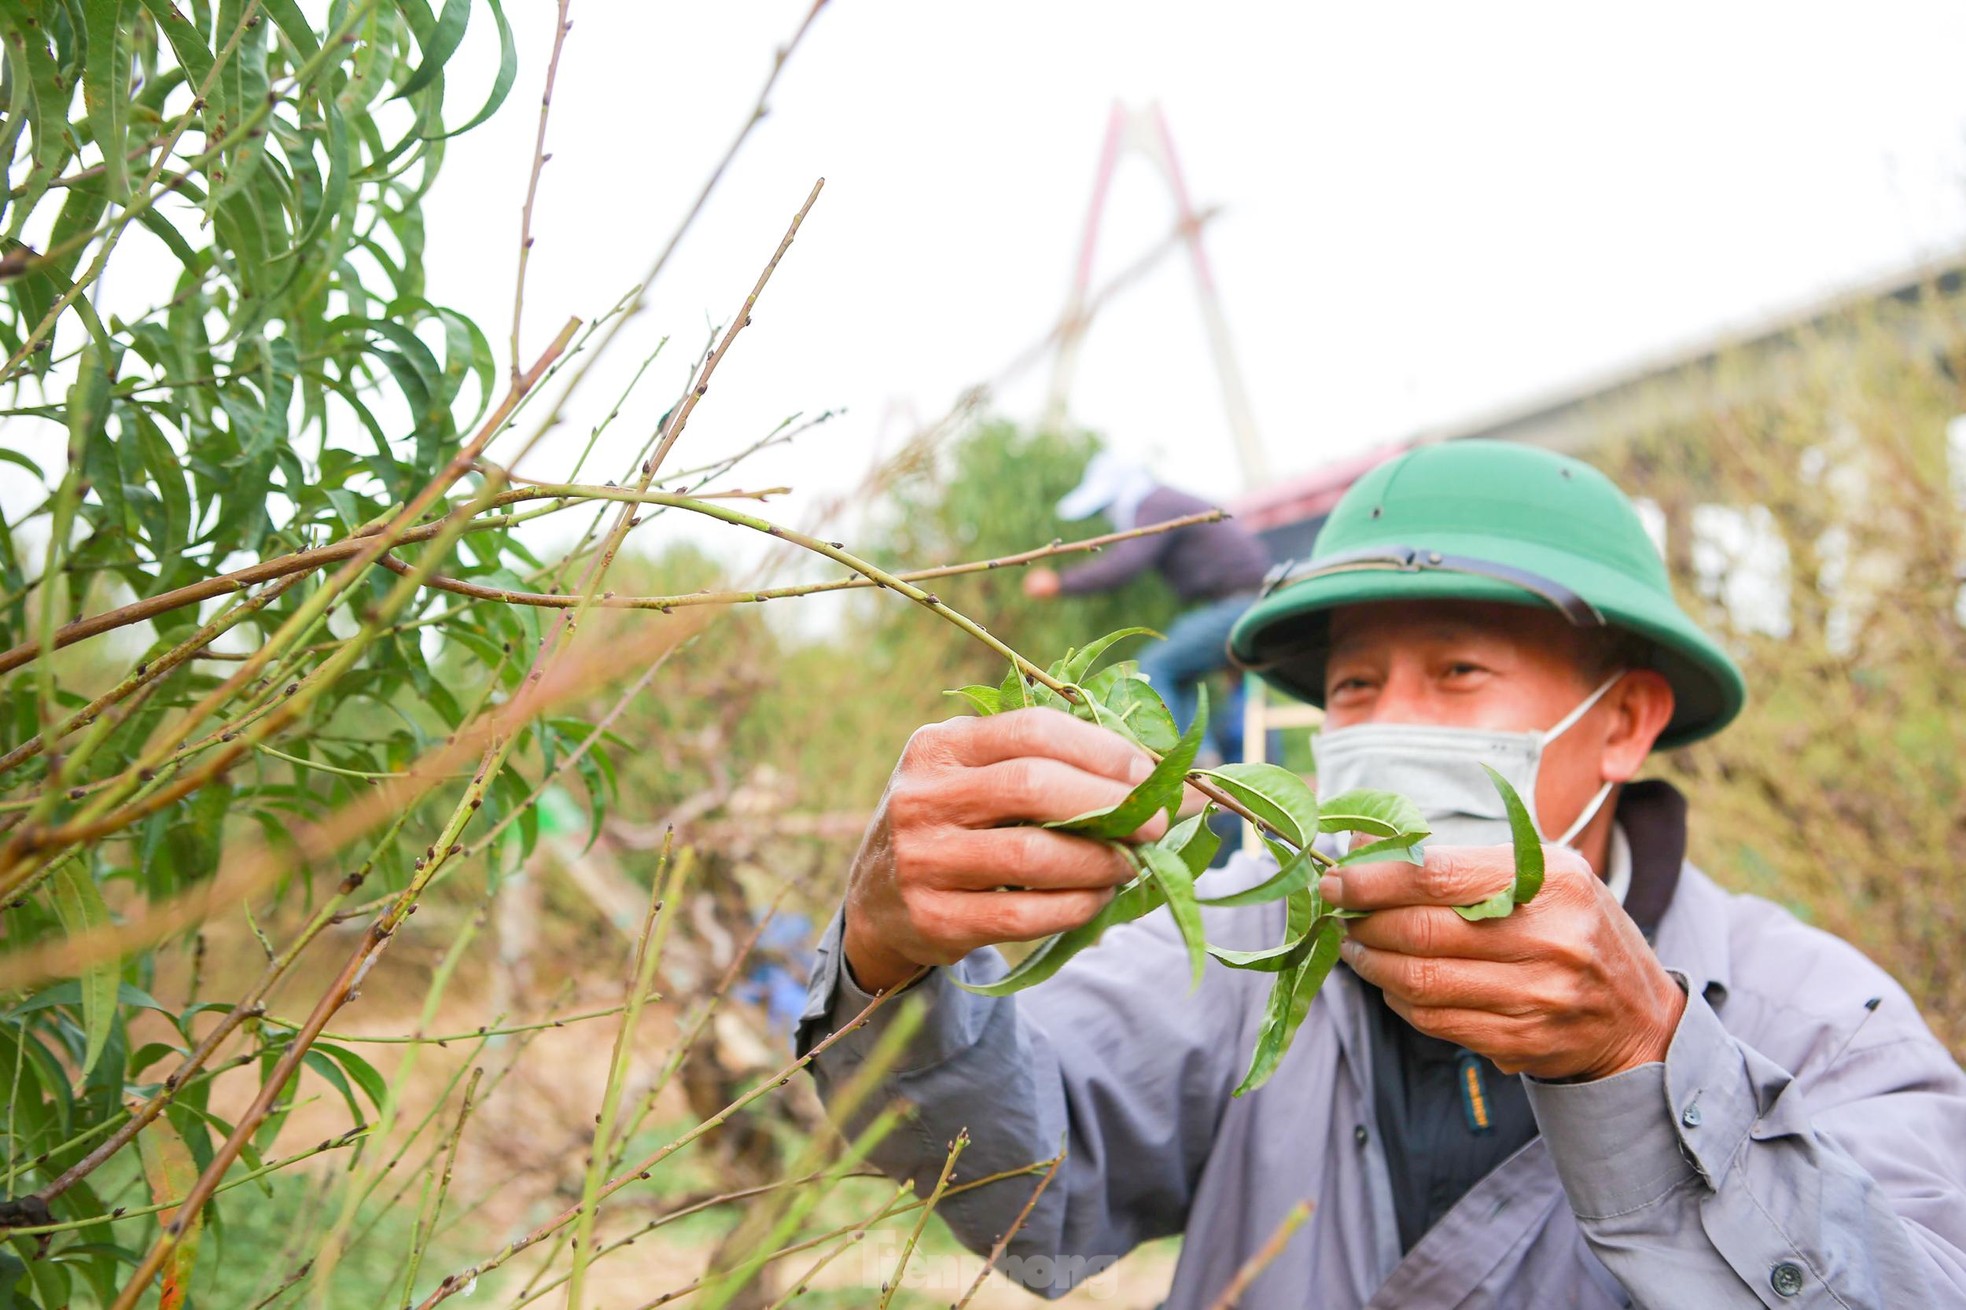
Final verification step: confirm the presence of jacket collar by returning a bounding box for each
[1611,778,1732,1002]
[1649,860,1734,1005]
[1617,779,1685,936]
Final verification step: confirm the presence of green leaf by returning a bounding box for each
[1201,762,1319,848]
[1284,881,1320,941]
[1234,915,1345,1096]
[1205,911,1316,971]
[301,1049,364,1126]
[81,0,133,201]
[1078,658,1138,700]
[943,685,1002,716]
[1207,944,1306,973]
[258,0,322,57]
[0,1250,28,1306]
[1452,888,1518,922]
[397,0,471,99]
[998,661,1067,713]
[49,865,117,1081]
[281,90,349,260]
[433,303,496,422]
[426,0,514,138]
[9,1231,70,1306]
[1485,764,1546,904]
[0,450,44,480]
[998,661,1033,711]
[314,1042,387,1116]
[129,1040,187,1080]
[1334,834,1426,867]
[952,874,1167,997]
[132,413,190,576]
[0,1023,69,1143]
[3,981,170,1021]
[1053,626,1157,687]
[0,8,81,233]
[134,205,205,276]
[1315,789,1429,841]
[1046,686,1205,839]
[1447,767,1546,919]
[212,0,274,203]
[1101,673,1179,753]
[1199,844,1318,908]
[1162,808,1221,876]
[1137,841,1206,990]
[135,0,215,86]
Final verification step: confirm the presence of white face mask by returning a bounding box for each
[1310,673,1623,850]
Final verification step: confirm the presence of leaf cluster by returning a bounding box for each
[941,629,1546,1095]
[0,0,561,912]
[0,5,622,1301]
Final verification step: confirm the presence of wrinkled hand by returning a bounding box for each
[1321,845,1688,1081]
[842,708,1165,995]
[1021,567,1062,599]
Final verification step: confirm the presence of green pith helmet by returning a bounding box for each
[1229,439,1746,749]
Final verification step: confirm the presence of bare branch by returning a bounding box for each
[1203,1200,1314,1310]
[412,970,926,1308]
[375,506,1224,611]
[508,0,830,456]
[511,0,576,384]
[953,1147,1068,1308]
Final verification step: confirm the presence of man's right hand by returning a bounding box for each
[841,708,1167,995]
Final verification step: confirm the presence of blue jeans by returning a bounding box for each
[1139,593,1253,763]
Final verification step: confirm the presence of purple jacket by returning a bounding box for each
[799,852,1966,1306]
[1059,486,1271,603]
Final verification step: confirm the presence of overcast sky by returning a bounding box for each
[412,0,1966,532]
[15,4,1959,553]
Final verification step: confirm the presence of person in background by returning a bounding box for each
[1022,451,1271,763]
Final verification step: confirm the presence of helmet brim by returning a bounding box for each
[1229,533,1747,751]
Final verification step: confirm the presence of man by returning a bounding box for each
[797,440,1966,1306]
[1022,451,1270,763]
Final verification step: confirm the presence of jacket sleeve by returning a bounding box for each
[1525,980,1966,1309]
[793,886,1273,1297]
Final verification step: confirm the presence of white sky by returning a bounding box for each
[7,2,1965,576]
[414,0,1966,535]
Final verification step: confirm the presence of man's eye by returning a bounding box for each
[1328,676,1374,698]
[1444,662,1487,678]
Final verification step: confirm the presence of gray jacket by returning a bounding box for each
[795,855,1966,1308]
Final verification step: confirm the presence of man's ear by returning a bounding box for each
[1601,670,1675,782]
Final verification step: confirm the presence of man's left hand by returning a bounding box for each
[1320,846,1688,1082]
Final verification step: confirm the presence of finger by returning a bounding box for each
[924,884,1119,948]
[906,823,1139,893]
[1319,844,1516,912]
[1338,939,1534,1015]
[940,707,1156,784]
[1344,905,1540,963]
[953,757,1167,836]
[1376,991,1521,1060]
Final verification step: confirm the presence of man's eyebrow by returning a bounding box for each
[1329,622,1489,656]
